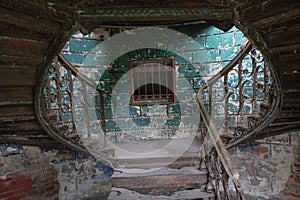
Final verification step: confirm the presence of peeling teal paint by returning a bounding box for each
[62,25,251,142]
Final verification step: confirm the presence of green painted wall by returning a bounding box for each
[62,24,247,142]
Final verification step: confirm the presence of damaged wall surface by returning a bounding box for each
[61,24,246,143]
[0,132,299,199]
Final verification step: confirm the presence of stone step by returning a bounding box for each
[111,138,201,169]
[108,187,215,200]
[112,166,208,189]
[112,153,200,169]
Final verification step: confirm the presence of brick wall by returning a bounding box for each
[0,145,112,200]
[0,145,59,200]
[0,135,297,199]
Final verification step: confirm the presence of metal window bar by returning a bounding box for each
[129,58,175,106]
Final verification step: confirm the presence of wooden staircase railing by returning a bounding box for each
[196,40,281,199]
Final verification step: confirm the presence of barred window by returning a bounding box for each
[129,58,176,106]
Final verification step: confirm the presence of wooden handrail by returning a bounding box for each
[197,40,252,100]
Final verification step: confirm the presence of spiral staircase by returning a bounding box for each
[0,0,300,199]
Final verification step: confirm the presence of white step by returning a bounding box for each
[108,187,215,200]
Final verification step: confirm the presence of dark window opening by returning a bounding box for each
[129,58,176,106]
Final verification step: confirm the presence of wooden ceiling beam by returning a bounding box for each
[0,7,62,35]
[252,7,300,27]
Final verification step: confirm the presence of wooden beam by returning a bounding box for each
[0,7,62,35]
[270,43,300,54]
[0,0,72,23]
[0,87,33,106]
[0,136,71,150]
[0,36,47,57]
[0,118,42,132]
[0,21,52,40]
[252,6,300,27]
[268,26,300,48]
[78,7,233,22]
[0,55,43,66]
[241,0,300,22]
[0,105,35,117]
[0,66,36,86]
[281,73,300,90]
[277,53,300,74]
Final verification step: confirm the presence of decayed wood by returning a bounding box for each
[0,118,42,132]
[283,90,300,102]
[0,36,47,57]
[0,87,33,106]
[78,0,218,9]
[241,0,300,23]
[0,0,72,23]
[258,17,300,32]
[0,55,43,66]
[79,7,233,22]
[0,7,62,35]
[270,43,300,54]
[0,66,36,86]
[252,6,300,27]
[268,26,300,48]
[0,21,52,41]
[251,124,300,141]
[0,136,71,150]
[0,105,35,117]
[277,53,300,74]
[0,131,48,136]
[281,73,300,91]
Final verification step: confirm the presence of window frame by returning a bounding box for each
[129,57,176,106]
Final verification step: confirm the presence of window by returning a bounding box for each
[129,58,176,106]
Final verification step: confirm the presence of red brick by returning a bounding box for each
[0,190,19,198]
[7,193,27,200]
[284,191,300,199]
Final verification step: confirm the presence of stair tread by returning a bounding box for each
[113,138,200,159]
[112,166,208,189]
[112,157,199,170]
[108,187,215,200]
[113,166,207,178]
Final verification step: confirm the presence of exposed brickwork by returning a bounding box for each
[0,146,59,200]
[0,145,112,200]
[282,132,300,200]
